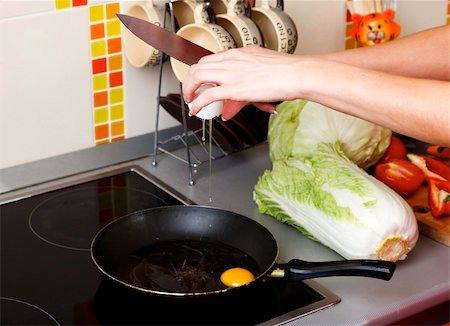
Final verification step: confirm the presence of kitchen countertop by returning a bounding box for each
[1,140,449,325]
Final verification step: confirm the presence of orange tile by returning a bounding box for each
[109,71,123,88]
[106,2,120,20]
[95,124,109,140]
[90,23,105,40]
[108,54,122,71]
[107,37,122,54]
[112,135,125,142]
[111,120,124,136]
[92,57,107,74]
[93,91,108,107]
[72,0,87,6]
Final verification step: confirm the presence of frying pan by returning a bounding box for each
[91,206,396,297]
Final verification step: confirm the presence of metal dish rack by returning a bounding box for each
[151,0,228,185]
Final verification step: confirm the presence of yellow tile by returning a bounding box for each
[94,107,109,124]
[110,104,124,120]
[93,74,108,91]
[91,40,106,58]
[109,87,124,104]
[106,20,121,37]
[96,139,110,146]
[90,4,104,22]
[55,0,71,10]
[106,2,121,20]
[108,54,123,71]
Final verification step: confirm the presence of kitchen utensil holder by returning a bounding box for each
[151,0,228,185]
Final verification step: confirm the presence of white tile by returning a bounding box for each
[0,7,93,169]
[0,0,54,19]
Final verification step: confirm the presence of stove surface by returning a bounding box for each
[0,166,340,325]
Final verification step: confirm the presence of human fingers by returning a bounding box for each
[253,102,278,114]
[220,100,249,121]
[220,101,277,120]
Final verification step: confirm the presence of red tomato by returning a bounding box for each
[379,135,407,163]
[426,145,450,159]
[374,159,426,197]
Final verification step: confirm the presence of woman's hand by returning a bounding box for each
[182,45,304,120]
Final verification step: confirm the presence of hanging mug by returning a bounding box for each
[216,0,263,47]
[251,0,297,53]
[170,1,236,82]
[123,0,166,67]
[172,0,197,28]
[208,0,229,15]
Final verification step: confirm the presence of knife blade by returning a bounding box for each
[117,14,214,66]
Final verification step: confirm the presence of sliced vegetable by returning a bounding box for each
[374,159,425,197]
[254,100,418,262]
[407,153,449,182]
[379,135,407,163]
[426,145,450,159]
[428,179,450,217]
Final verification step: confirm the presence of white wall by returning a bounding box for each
[0,0,447,169]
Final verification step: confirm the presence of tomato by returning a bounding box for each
[426,145,450,159]
[407,153,450,182]
[374,159,426,197]
[428,179,450,217]
[379,135,407,163]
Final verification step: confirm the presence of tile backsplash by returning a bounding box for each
[0,0,447,170]
[88,2,126,145]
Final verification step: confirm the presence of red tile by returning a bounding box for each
[72,0,87,6]
[92,58,107,74]
[109,71,123,88]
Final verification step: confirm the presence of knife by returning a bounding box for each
[117,13,225,119]
[117,14,213,66]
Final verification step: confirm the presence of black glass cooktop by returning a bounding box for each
[0,166,339,325]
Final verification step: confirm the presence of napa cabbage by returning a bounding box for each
[254,100,418,261]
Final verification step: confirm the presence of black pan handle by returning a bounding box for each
[274,259,396,281]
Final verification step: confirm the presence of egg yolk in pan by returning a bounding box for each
[220,267,255,288]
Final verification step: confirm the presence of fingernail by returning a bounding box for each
[188,111,192,117]
[271,110,278,115]
[221,115,227,121]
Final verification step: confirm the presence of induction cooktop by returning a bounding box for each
[0,166,340,325]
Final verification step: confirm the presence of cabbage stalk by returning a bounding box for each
[254,100,418,261]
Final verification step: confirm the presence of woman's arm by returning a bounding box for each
[319,25,450,81]
[182,26,450,146]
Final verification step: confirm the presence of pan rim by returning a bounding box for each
[90,205,279,296]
